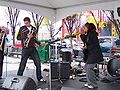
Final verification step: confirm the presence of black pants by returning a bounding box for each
[0,51,4,77]
[17,47,42,80]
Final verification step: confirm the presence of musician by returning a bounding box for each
[80,23,103,89]
[17,17,46,82]
[0,26,9,79]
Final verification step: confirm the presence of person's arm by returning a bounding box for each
[80,34,87,43]
[32,27,47,46]
[31,27,40,45]
[34,35,48,47]
[34,38,41,45]
[87,32,99,50]
[17,27,27,40]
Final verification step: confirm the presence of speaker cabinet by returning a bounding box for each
[51,62,59,79]
[51,62,70,79]
[60,62,70,79]
[2,75,37,90]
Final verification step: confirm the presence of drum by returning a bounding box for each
[73,46,82,58]
[107,58,120,78]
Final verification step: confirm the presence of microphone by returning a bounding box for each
[53,25,63,37]
[58,25,63,31]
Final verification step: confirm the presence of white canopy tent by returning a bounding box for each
[0,0,120,22]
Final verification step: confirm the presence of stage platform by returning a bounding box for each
[0,56,120,90]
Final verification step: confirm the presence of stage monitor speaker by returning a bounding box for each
[117,7,120,17]
[2,75,37,90]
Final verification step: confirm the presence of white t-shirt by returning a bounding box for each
[27,26,32,33]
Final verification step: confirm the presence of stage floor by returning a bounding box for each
[0,74,120,90]
[0,56,120,90]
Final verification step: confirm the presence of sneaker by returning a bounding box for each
[88,85,94,89]
[100,78,111,83]
[37,88,42,90]
[88,85,98,89]
[69,76,73,79]
[38,78,46,82]
[84,83,89,87]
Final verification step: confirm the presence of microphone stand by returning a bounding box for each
[5,46,9,77]
[52,26,62,38]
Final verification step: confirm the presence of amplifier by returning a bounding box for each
[51,62,59,79]
[60,62,70,79]
[51,62,70,79]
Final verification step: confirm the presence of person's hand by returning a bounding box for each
[27,33,33,38]
[34,43,39,48]
[81,26,86,34]
[40,43,48,46]
[83,45,87,49]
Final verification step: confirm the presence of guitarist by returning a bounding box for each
[17,17,46,82]
[0,26,9,79]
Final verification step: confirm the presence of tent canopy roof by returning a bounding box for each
[0,0,120,21]
[1,0,116,9]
